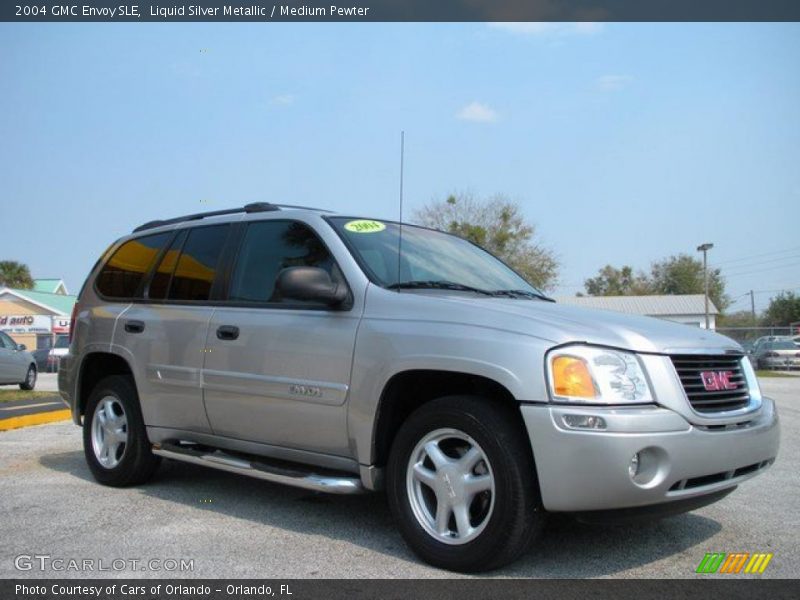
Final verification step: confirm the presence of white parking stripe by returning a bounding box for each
[0,401,62,412]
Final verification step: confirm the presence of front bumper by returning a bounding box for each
[759,357,800,369]
[521,398,779,512]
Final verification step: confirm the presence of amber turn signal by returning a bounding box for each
[551,355,599,399]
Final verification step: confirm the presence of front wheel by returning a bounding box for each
[387,396,544,572]
[19,365,36,390]
[83,375,160,487]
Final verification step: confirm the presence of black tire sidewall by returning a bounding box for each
[83,375,158,487]
[387,396,541,572]
[19,365,36,390]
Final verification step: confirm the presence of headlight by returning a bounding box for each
[547,345,654,405]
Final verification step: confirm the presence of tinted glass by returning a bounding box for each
[229,221,337,303]
[148,230,187,301]
[95,233,171,299]
[766,341,797,350]
[328,217,540,294]
[168,225,229,301]
[54,336,70,349]
[0,332,14,349]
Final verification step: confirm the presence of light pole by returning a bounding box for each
[697,243,714,329]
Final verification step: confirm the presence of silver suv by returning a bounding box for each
[59,203,780,572]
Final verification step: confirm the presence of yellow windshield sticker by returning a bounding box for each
[344,220,386,233]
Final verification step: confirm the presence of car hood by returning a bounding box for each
[376,290,741,354]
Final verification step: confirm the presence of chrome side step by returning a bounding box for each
[152,443,365,495]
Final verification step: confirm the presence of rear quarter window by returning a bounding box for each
[95,232,172,299]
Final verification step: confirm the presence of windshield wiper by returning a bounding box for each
[490,289,555,302]
[386,280,495,296]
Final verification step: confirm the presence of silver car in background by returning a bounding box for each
[0,330,37,390]
[59,203,780,572]
[753,340,800,370]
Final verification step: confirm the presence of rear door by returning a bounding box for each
[202,219,360,457]
[113,224,233,434]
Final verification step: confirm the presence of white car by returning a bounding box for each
[47,335,70,372]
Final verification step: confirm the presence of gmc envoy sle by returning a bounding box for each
[59,203,780,572]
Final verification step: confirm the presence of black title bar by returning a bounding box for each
[3,1,800,22]
[4,579,800,600]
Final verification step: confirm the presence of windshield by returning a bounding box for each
[328,217,543,295]
[766,341,797,350]
[54,336,69,349]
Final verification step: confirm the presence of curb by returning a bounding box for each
[0,409,72,432]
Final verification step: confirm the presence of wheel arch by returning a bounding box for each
[77,351,135,419]
[370,369,532,471]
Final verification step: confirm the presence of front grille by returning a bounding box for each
[670,354,750,413]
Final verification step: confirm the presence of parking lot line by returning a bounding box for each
[0,409,71,432]
[0,401,63,412]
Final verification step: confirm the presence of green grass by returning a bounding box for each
[756,370,799,378]
[0,390,58,402]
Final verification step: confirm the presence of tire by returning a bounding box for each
[19,364,36,390]
[83,375,160,487]
[387,395,543,572]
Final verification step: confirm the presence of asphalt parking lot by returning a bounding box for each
[0,378,797,579]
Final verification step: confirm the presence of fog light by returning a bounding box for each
[629,453,640,479]
[562,414,607,430]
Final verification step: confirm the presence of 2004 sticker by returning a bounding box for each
[344,220,386,233]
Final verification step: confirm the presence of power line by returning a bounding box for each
[712,245,800,267]
[718,253,800,275]
[723,262,800,279]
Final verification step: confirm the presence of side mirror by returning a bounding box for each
[17,344,27,351]
[275,267,348,307]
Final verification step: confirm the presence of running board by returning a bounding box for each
[152,443,365,495]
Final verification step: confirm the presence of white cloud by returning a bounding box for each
[595,75,633,91]
[270,94,295,106]
[456,101,498,123]
[489,22,604,36]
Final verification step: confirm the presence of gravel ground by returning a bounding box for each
[0,378,796,579]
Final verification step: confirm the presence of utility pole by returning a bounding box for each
[697,243,714,329]
[750,290,756,324]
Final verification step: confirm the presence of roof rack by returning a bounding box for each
[131,202,336,233]
[132,202,279,233]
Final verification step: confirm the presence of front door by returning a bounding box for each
[202,219,361,458]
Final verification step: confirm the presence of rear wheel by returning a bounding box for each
[387,395,543,572]
[83,375,160,486]
[19,365,36,390]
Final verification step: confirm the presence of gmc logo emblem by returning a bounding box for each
[700,371,739,391]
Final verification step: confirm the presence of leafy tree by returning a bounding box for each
[761,292,800,327]
[413,193,559,291]
[584,253,730,312]
[717,310,759,328]
[0,261,33,289]
[650,254,730,312]
[584,265,653,296]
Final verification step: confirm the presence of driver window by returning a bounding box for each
[229,221,340,304]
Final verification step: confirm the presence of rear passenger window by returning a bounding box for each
[229,221,338,304]
[168,225,229,301]
[96,233,171,299]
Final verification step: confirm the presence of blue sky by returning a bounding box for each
[1,22,798,311]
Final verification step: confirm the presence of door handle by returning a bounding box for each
[124,320,145,334]
[216,325,239,341]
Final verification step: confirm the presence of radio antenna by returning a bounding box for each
[397,130,404,291]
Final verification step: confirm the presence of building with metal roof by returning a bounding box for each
[0,280,77,351]
[555,294,719,330]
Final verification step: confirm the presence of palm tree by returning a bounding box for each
[0,261,34,289]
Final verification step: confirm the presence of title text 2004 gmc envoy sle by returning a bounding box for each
[59,203,780,572]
